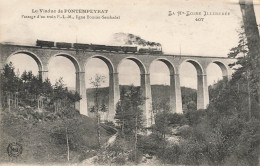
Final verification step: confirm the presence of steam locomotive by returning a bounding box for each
[36,40,162,54]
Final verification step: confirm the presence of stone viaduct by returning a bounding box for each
[0,43,236,126]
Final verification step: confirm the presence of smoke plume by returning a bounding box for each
[111,33,161,47]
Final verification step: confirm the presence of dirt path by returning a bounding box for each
[79,124,118,165]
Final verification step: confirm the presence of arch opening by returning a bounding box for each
[54,54,80,72]
[207,62,224,86]
[6,52,41,77]
[186,60,203,75]
[212,61,228,78]
[93,56,114,74]
[48,55,78,90]
[207,61,229,101]
[85,55,113,87]
[179,60,203,112]
[180,60,203,89]
[85,56,111,120]
[150,60,172,85]
[118,57,146,86]
[119,57,146,75]
[150,59,175,114]
[118,57,151,126]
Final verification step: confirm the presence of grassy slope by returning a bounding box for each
[0,85,195,164]
[0,110,111,164]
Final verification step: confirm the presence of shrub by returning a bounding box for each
[168,113,188,126]
[185,109,206,126]
[164,144,181,164]
[113,154,127,165]
[138,134,161,156]
[127,149,143,164]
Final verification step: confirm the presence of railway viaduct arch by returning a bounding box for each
[0,43,236,126]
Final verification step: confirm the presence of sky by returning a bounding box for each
[1,0,260,89]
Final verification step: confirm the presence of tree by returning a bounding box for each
[115,85,146,163]
[115,87,127,139]
[174,51,260,165]
[50,78,81,118]
[186,101,197,112]
[139,31,260,164]
[21,71,28,83]
[115,86,145,136]
[151,99,184,164]
[229,26,254,119]
[1,62,20,93]
[239,2,260,164]
[89,74,107,148]
[41,79,53,98]
[228,25,259,119]
[239,0,260,117]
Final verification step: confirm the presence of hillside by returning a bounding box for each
[0,109,112,164]
[86,85,197,111]
[0,63,117,165]
[0,84,196,165]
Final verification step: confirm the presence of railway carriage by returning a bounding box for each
[105,46,122,52]
[139,47,162,54]
[121,46,137,53]
[56,42,72,49]
[36,40,54,48]
[90,44,107,51]
[74,43,90,50]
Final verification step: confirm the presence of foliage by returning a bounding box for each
[228,25,259,118]
[177,26,259,165]
[1,62,21,92]
[185,109,206,126]
[0,62,81,121]
[146,99,186,164]
[0,110,110,164]
[89,74,107,148]
[139,24,260,166]
[138,134,162,156]
[167,112,188,126]
[114,85,146,164]
[93,137,138,165]
[181,86,197,106]
[186,100,197,112]
[168,26,260,165]
[115,86,146,136]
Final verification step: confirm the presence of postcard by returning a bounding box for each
[0,0,259,165]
